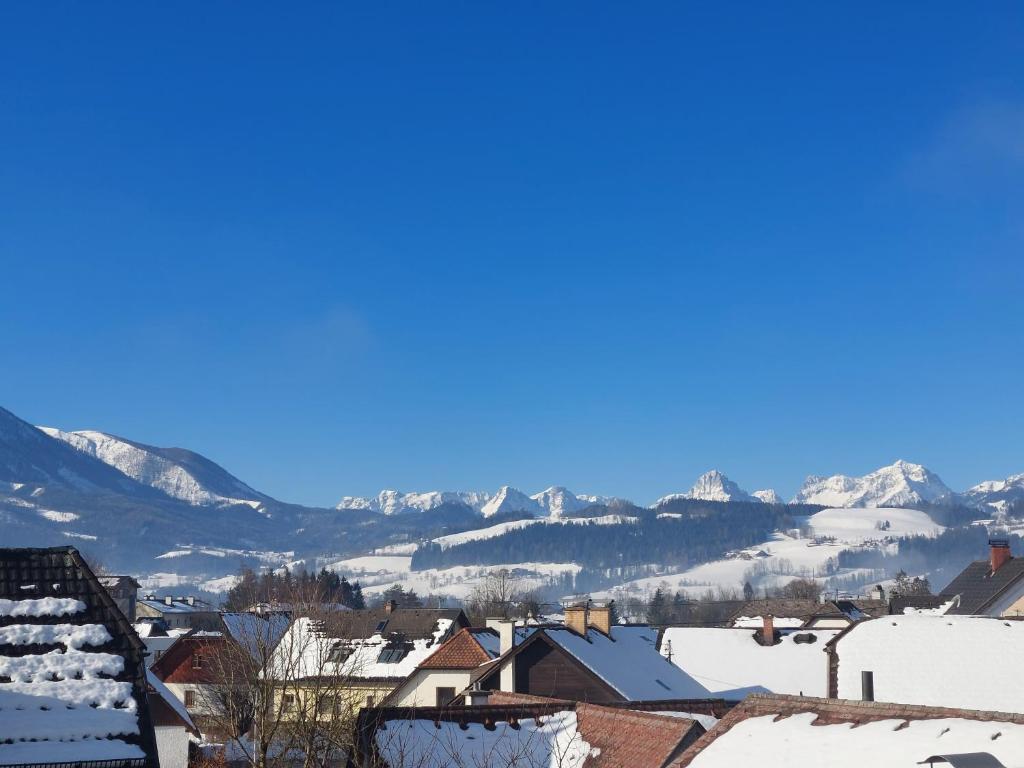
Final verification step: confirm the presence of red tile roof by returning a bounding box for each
[418,627,496,669]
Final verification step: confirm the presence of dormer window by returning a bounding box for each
[377,645,410,664]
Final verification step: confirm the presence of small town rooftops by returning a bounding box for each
[671,694,1024,768]
[0,546,158,767]
[355,695,708,768]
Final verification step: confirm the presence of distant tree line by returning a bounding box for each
[411,502,824,572]
[223,567,366,611]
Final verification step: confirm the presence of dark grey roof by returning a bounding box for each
[0,546,159,767]
[322,607,467,640]
[939,558,1024,615]
[918,753,1008,768]
[889,595,950,615]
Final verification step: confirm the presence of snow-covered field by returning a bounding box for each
[806,507,943,542]
[323,553,581,600]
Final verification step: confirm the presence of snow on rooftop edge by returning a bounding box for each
[687,712,1024,767]
[0,597,85,617]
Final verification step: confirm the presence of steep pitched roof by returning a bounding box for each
[671,694,1024,768]
[418,627,499,669]
[940,557,1024,614]
[0,546,159,767]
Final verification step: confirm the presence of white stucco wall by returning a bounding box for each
[390,671,474,707]
[164,682,218,715]
[155,726,190,768]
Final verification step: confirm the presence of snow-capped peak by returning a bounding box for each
[792,460,952,508]
[480,486,542,518]
[530,486,600,518]
[655,470,759,505]
[752,488,782,504]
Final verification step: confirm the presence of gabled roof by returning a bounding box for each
[670,694,1024,768]
[825,614,1024,712]
[356,696,707,768]
[418,627,500,669]
[479,625,713,701]
[0,546,159,767]
[940,557,1024,614]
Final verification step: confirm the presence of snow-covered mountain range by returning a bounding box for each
[792,460,953,508]
[338,485,619,518]
[3,401,1023,583]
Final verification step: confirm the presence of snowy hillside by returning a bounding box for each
[792,460,953,508]
[40,428,269,508]
[0,407,154,497]
[807,507,945,542]
[592,506,944,603]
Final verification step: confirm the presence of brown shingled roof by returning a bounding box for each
[418,627,497,669]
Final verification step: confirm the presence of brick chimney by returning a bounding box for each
[564,604,589,636]
[990,539,1012,574]
[384,599,397,614]
[758,614,776,646]
[588,602,613,636]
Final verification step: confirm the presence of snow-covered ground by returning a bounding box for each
[323,553,581,600]
[806,506,943,542]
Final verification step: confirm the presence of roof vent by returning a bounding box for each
[792,633,817,644]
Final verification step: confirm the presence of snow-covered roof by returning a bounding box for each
[221,611,291,658]
[542,626,712,700]
[374,710,592,768]
[660,627,838,697]
[0,547,155,766]
[138,596,213,614]
[270,614,459,681]
[830,615,1024,711]
[676,694,1024,768]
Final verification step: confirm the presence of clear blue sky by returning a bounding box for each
[2,4,1022,506]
